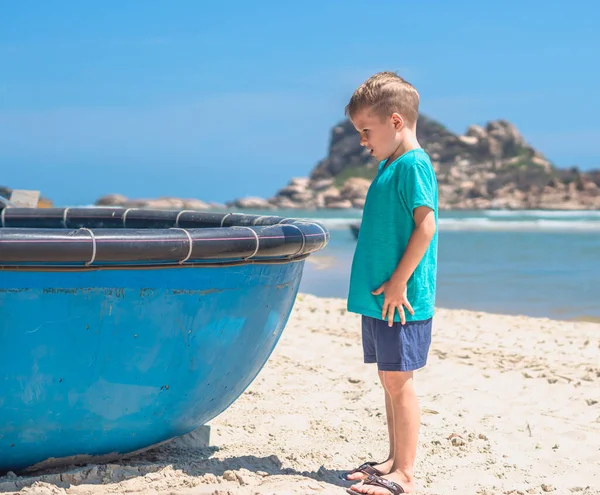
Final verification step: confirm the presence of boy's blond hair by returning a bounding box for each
[345,71,420,126]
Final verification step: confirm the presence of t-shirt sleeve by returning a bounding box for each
[398,160,436,213]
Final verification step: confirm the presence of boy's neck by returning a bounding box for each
[387,132,421,164]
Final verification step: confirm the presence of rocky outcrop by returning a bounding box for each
[95,194,225,210]
[259,116,600,210]
[258,176,369,210]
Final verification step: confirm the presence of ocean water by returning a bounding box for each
[285,209,600,321]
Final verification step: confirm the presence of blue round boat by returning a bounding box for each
[0,206,329,473]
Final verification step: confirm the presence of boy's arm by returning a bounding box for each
[391,206,436,284]
[371,206,436,326]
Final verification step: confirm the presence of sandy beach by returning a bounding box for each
[1,293,599,495]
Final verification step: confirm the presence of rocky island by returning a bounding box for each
[230,116,600,211]
[97,115,600,211]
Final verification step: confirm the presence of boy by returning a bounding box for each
[343,72,438,495]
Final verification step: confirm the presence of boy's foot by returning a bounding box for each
[347,472,416,494]
[343,459,394,481]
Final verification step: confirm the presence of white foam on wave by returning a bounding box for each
[302,216,600,232]
[482,209,600,218]
[311,217,362,229]
[438,218,600,231]
[312,215,600,232]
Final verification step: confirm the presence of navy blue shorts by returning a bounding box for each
[362,315,433,372]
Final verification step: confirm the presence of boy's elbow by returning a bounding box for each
[421,212,436,239]
[413,206,437,239]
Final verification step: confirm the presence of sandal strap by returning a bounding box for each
[363,474,405,494]
[347,461,382,476]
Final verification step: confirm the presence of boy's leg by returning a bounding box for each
[349,371,419,493]
[382,373,396,464]
[350,317,431,494]
[383,370,419,488]
[345,371,395,481]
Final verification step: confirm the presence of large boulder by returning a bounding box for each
[95,194,129,206]
[228,196,275,210]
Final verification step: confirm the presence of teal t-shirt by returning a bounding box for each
[347,148,438,322]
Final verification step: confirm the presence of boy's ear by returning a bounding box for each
[391,112,404,130]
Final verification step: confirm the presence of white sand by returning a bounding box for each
[2,294,599,494]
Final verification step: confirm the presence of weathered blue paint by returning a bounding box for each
[0,261,305,472]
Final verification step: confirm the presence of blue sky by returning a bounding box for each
[1,1,599,206]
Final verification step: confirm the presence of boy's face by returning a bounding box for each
[350,107,402,162]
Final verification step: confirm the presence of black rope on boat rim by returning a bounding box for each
[0,207,330,268]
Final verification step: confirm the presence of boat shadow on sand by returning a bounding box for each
[0,443,352,492]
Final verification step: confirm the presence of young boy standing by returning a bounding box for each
[343,72,439,495]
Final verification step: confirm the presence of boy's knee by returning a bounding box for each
[381,370,414,396]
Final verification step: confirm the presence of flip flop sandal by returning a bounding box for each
[346,473,405,495]
[340,461,385,481]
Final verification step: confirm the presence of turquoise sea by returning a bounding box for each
[268,209,600,322]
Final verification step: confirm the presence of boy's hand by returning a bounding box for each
[371,278,414,326]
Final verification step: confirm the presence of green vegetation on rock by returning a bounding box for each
[333,164,378,188]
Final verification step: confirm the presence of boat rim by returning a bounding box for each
[0,206,329,270]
